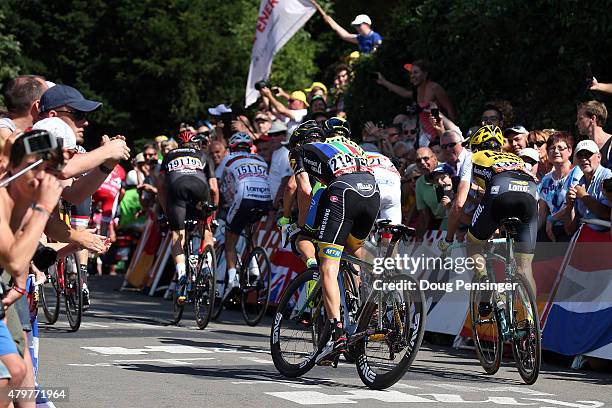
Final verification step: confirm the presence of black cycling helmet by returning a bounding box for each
[288,120,323,149]
[322,116,351,139]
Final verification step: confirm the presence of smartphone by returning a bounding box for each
[431,108,440,121]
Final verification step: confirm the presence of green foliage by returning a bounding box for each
[347,0,612,132]
[0,9,22,107]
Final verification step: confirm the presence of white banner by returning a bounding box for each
[245,0,316,107]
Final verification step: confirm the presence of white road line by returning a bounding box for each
[239,356,273,364]
[113,357,216,365]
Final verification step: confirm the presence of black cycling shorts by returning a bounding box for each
[469,171,538,254]
[166,176,211,231]
[225,198,272,235]
[316,173,380,259]
[70,196,92,229]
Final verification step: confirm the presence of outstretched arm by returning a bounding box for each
[375,73,413,99]
[590,77,612,94]
[311,0,358,44]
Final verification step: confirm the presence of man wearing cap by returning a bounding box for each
[312,2,382,54]
[258,87,308,132]
[563,139,612,234]
[518,148,541,179]
[309,95,327,114]
[431,163,456,212]
[305,82,328,103]
[267,121,293,209]
[504,125,529,155]
[576,100,612,169]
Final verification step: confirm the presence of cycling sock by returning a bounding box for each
[227,267,237,283]
[330,318,344,341]
[176,263,186,279]
[306,258,318,269]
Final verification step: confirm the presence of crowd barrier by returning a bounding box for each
[122,215,612,365]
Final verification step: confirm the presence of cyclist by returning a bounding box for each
[157,129,217,304]
[217,132,272,295]
[288,117,380,365]
[440,125,538,314]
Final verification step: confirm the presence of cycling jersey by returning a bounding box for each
[367,152,402,224]
[470,150,534,190]
[92,164,125,223]
[218,151,272,234]
[289,138,372,186]
[161,147,215,231]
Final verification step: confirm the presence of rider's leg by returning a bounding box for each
[170,229,187,281]
[318,243,345,346]
[224,230,239,284]
[296,234,317,268]
[515,252,536,295]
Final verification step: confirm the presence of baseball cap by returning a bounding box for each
[305,82,328,94]
[351,14,372,25]
[432,163,456,176]
[254,112,271,122]
[135,152,145,164]
[155,135,168,143]
[39,84,103,113]
[125,170,138,187]
[403,63,413,72]
[207,104,232,116]
[518,148,540,164]
[32,117,77,150]
[289,91,309,107]
[268,120,288,135]
[574,139,599,156]
[503,125,529,137]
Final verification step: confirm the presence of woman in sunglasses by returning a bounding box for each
[528,129,554,179]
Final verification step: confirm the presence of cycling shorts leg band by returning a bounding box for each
[318,242,344,260]
[346,234,365,249]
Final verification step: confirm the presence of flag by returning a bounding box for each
[542,224,612,356]
[245,0,316,107]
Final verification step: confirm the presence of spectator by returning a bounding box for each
[118,170,145,230]
[310,111,330,128]
[305,82,328,103]
[429,140,443,162]
[331,63,350,116]
[386,124,401,145]
[518,148,541,179]
[161,139,178,156]
[209,140,228,171]
[309,95,327,114]
[401,164,421,227]
[254,138,273,164]
[528,129,553,179]
[440,129,471,177]
[401,117,419,149]
[312,3,382,54]
[576,100,612,168]
[431,163,456,214]
[154,135,168,160]
[415,147,446,240]
[538,132,582,242]
[589,77,612,95]
[259,87,308,132]
[376,60,456,121]
[254,111,272,139]
[267,121,293,210]
[393,141,416,175]
[481,101,514,129]
[504,125,529,154]
[563,140,612,234]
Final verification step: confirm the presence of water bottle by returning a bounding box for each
[494,294,509,337]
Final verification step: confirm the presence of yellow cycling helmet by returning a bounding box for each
[469,124,504,151]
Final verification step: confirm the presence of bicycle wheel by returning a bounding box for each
[194,245,216,330]
[270,268,329,378]
[39,263,61,324]
[354,273,426,390]
[64,254,82,332]
[211,246,227,321]
[469,273,503,375]
[510,273,541,384]
[240,246,272,326]
[342,266,361,363]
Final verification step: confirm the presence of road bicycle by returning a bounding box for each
[212,207,272,326]
[170,203,217,330]
[270,222,426,390]
[445,217,541,384]
[39,253,83,332]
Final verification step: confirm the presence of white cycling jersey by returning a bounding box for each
[218,151,272,203]
[367,152,402,224]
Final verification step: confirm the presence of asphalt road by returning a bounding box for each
[37,275,611,408]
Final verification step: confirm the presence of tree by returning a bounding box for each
[0,8,22,107]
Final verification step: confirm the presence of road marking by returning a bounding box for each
[266,390,435,405]
[240,356,273,364]
[232,380,322,389]
[426,383,553,396]
[113,357,216,366]
[82,345,214,355]
[79,322,110,328]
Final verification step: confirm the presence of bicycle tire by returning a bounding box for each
[341,266,361,363]
[469,273,503,375]
[270,268,329,378]
[64,254,82,332]
[510,273,541,384]
[211,246,227,321]
[354,273,426,390]
[39,263,61,324]
[194,245,216,330]
[240,246,272,326]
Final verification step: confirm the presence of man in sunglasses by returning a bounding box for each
[414,146,445,240]
[440,129,470,176]
[563,140,612,235]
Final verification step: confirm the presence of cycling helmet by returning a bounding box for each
[177,129,197,145]
[229,132,253,149]
[469,124,504,152]
[322,117,351,139]
[288,120,323,149]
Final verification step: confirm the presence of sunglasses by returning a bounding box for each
[532,140,546,148]
[55,109,88,121]
[576,151,595,160]
[403,129,417,135]
[440,142,458,149]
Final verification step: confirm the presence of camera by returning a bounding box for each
[23,129,65,171]
[255,80,270,91]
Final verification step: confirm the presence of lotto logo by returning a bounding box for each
[509,184,529,192]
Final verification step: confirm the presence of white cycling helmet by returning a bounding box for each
[229,132,253,149]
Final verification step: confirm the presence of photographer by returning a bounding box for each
[0,130,64,400]
[258,85,308,131]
